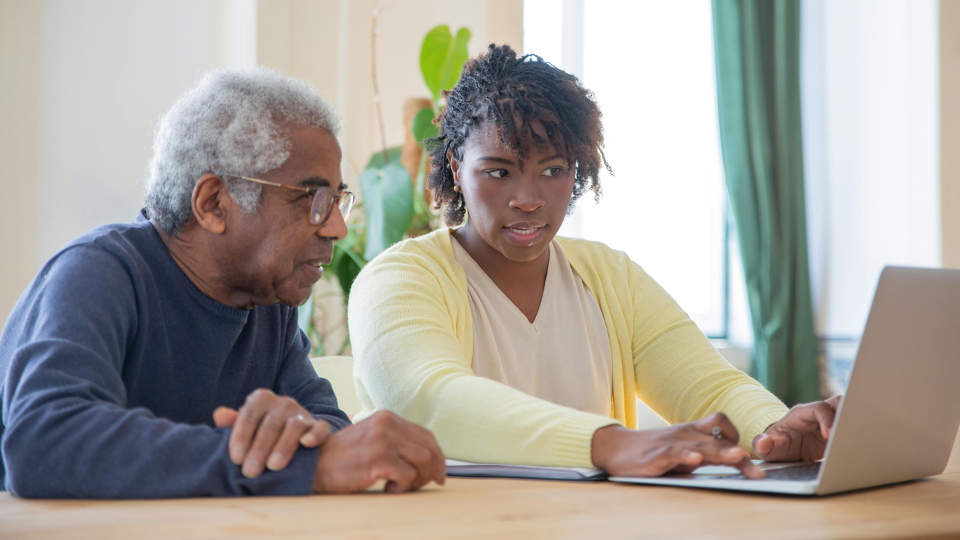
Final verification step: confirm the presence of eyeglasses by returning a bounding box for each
[227,175,355,225]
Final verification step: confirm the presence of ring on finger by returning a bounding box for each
[711,426,723,440]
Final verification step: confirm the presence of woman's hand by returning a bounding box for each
[213,388,332,478]
[591,412,765,479]
[753,395,842,462]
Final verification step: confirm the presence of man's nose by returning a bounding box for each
[317,206,348,241]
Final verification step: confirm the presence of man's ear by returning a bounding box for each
[191,174,229,235]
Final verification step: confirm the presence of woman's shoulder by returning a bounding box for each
[353,228,462,289]
[555,236,635,270]
[365,228,455,267]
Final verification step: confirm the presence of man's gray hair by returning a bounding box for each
[145,67,340,234]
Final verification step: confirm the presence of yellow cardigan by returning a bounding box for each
[348,228,788,468]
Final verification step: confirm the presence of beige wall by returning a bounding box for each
[943,0,960,271]
[941,0,960,467]
[0,0,42,328]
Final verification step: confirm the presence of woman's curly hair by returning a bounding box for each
[427,44,611,225]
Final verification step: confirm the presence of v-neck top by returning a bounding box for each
[451,237,613,416]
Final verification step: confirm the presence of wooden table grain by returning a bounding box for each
[1,466,958,539]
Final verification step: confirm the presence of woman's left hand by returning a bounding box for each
[753,395,843,462]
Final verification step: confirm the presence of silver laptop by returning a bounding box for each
[611,266,960,496]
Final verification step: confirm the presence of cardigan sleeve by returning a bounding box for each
[627,261,788,453]
[349,249,619,469]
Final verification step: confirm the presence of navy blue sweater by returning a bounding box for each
[0,211,351,498]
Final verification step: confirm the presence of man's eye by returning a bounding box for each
[488,169,509,178]
[542,167,564,177]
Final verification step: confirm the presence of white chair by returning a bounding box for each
[310,356,362,418]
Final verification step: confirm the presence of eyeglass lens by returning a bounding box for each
[309,187,354,225]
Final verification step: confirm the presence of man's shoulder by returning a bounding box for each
[30,216,162,302]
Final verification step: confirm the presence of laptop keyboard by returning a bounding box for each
[725,461,822,481]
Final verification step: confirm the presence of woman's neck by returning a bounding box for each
[453,224,550,323]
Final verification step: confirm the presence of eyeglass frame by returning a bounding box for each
[224,174,355,226]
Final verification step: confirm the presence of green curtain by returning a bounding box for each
[711,0,820,405]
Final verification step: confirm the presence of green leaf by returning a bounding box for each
[365,146,403,169]
[359,161,414,261]
[420,25,472,102]
[412,107,440,148]
[330,242,364,300]
[297,289,314,335]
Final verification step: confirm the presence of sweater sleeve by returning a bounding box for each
[0,246,317,498]
[628,261,788,452]
[349,251,619,469]
[273,309,352,432]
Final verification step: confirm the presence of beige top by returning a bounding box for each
[451,237,613,416]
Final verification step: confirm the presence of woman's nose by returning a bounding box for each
[509,177,546,212]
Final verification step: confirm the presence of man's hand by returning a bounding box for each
[213,388,331,478]
[752,395,842,462]
[312,410,446,494]
[591,412,765,479]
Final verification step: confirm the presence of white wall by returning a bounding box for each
[802,0,940,338]
[34,0,254,267]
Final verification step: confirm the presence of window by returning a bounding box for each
[524,0,744,340]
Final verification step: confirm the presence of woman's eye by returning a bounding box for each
[488,169,509,178]
[543,167,564,177]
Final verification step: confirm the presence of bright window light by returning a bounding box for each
[526,0,728,337]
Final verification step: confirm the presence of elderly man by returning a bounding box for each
[0,68,445,498]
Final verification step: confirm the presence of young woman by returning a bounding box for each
[348,45,840,478]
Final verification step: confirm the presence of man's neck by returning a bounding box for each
[152,220,255,310]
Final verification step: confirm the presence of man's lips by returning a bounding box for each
[301,255,331,279]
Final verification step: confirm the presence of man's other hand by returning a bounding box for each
[213,388,331,478]
[312,410,446,494]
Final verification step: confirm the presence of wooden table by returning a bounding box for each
[1,466,958,539]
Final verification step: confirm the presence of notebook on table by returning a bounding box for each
[445,459,607,481]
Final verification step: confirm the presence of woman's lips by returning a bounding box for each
[503,225,546,247]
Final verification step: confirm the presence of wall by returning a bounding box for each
[940,0,960,468]
[0,0,42,330]
[0,0,522,330]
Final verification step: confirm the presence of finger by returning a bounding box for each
[401,423,447,485]
[826,395,842,410]
[213,407,238,428]
[395,437,440,490]
[300,420,331,447]
[695,412,741,445]
[752,433,774,459]
[230,403,270,465]
[732,456,765,479]
[266,415,313,472]
[753,432,800,462]
[690,439,751,466]
[813,403,836,441]
[374,456,418,494]
[376,414,446,486]
[242,412,286,478]
[641,446,706,477]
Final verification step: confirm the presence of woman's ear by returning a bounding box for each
[446,149,461,184]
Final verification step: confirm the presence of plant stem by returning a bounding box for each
[371,5,394,165]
